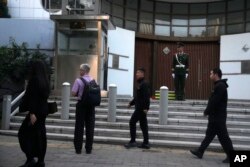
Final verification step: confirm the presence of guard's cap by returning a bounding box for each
[177,42,184,48]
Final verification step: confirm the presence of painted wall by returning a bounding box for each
[220,33,250,100]
[0,18,55,50]
[7,0,53,19]
[107,27,135,96]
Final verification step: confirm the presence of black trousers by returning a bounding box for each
[174,73,186,100]
[74,102,95,152]
[129,110,149,144]
[18,115,47,162]
[198,121,233,157]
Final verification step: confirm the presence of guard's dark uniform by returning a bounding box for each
[129,78,150,144]
[198,79,233,158]
[172,52,189,100]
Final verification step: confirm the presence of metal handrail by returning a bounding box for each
[11,91,25,106]
[10,91,25,117]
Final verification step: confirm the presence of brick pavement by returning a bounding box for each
[0,135,228,167]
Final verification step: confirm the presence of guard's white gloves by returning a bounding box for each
[172,74,175,78]
[186,74,188,78]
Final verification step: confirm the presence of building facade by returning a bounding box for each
[1,0,250,99]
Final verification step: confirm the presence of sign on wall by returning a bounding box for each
[220,33,250,100]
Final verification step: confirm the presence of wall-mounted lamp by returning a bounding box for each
[242,44,249,52]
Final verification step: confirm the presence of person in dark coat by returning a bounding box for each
[18,60,50,167]
[124,68,151,149]
[190,68,233,163]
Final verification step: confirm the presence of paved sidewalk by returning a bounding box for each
[0,135,228,167]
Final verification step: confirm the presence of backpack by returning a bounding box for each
[79,78,101,107]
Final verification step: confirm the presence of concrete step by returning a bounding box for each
[42,105,250,120]
[12,114,250,129]
[43,110,250,123]
[50,97,250,109]
[1,129,250,151]
[9,122,250,146]
[11,116,250,136]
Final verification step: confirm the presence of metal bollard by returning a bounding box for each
[159,86,169,125]
[61,82,70,120]
[2,95,12,130]
[108,84,117,122]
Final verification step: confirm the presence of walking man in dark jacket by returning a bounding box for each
[190,68,233,163]
[124,68,151,149]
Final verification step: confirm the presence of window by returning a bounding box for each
[172,27,188,37]
[156,2,170,14]
[112,55,119,69]
[126,0,137,9]
[227,12,244,24]
[101,0,249,37]
[140,0,153,12]
[246,23,250,32]
[140,12,153,23]
[247,11,250,21]
[190,4,206,14]
[227,24,244,34]
[126,9,137,21]
[113,4,123,18]
[228,0,244,12]
[155,14,170,25]
[172,4,188,14]
[155,25,170,36]
[208,2,225,13]
[139,23,153,34]
[113,0,124,6]
[42,0,62,12]
[189,27,206,37]
[189,16,206,26]
[102,0,111,14]
[172,16,188,26]
[112,17,123,27]
[242,61,250,74]
[208,14,225,25]
[125,20,137,31]
[207,26,225,36]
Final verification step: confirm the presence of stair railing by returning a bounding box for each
[1,90,25,130]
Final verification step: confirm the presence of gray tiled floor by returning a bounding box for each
[0,135,228,167]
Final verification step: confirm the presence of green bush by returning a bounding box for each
[0,40,50,105]
[0,40,49,84]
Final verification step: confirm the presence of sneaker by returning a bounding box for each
[35,161,45,167]
[75,150,82,154]
[222,157,229,163]
[190,149,203,159]
[86,150,92,154]
[124,142,137,149]
[138,143,150,149]
[19,159,36,167]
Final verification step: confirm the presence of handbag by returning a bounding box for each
[19,96,28,113]
[47,101,58,115]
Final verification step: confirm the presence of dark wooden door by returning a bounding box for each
[135,39,220,100]
[134,39,154,95]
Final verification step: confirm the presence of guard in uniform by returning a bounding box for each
[172,42,189,100]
